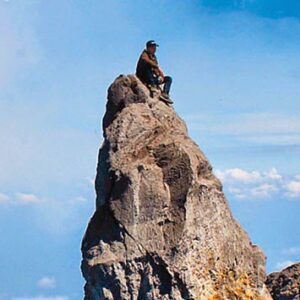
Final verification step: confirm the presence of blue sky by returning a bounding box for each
[0,1,300,299]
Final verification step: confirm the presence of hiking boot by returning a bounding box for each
[160,92,173,104]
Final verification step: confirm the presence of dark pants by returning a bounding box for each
[145,69,172,95]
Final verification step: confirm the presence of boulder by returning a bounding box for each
[266,262,300,299]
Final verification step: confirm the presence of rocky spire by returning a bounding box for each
[81,75,272,299]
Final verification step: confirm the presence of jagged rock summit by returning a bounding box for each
[266,262,300,299]
[81,75,272,299]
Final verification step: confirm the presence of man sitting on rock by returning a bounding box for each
[136,40,173,104]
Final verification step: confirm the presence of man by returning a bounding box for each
[136,40,173,104]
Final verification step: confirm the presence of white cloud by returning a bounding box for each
[15,193,41,204]
[74,196,87,202]
[282,246,300,255]
[250,183,278,198]
[275,260,296,271]
[86,177,95,187]
[285,179,300,198]
[69,196,88,205]
[215,168,262,184]
[37,276,56,289]
[0,192,9,203]
[187,112,300,146]
[264,167,282,181]
[226,183,278,199]
[11,296,68,300]
[227,187,247,199]
[0,189,92,234]
[216,167,284,200]
[31,193,93,235]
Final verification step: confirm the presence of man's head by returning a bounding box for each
[146,40,159,54]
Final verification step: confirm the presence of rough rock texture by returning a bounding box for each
[81,75,272,300]
[266,262,300,299]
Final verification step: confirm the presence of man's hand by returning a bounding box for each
[158,76,164,84]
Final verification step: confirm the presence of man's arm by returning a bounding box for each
[140,52,159,68]
[158,67,165,78]
[153,67,164,80]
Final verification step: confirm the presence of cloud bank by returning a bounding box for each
[215,167,300,200]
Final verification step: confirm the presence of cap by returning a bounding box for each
[146,40,159,48]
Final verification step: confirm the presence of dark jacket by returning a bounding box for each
[136,49,159,83]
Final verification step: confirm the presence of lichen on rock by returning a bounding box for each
[81,75,272,300]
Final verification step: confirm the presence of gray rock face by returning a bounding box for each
[81,75,272,299]
[266,262,300,299]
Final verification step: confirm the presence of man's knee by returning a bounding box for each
[164,76,172,83]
